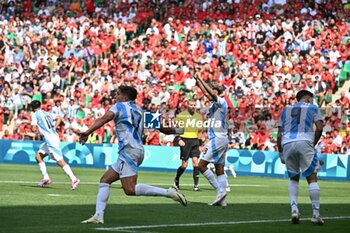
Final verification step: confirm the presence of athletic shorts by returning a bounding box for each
[111,148,144,178]
[201,137,229,166]
[283,140,321,178]
[180,138,200,161]
[38,140,63,161]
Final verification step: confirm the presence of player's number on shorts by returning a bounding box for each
[291,107,301,124]
[44,115,54,129]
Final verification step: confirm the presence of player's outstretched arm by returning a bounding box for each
[277,126,285,164]
[157,116,184,135]
[158,126,176,135]
[314,120,323,147]
[79,111,115,144]
[159,127,184,135]
[158,124,184,135]
[54,116,62,129]
[194,74,217,102]
[277,126,283,153]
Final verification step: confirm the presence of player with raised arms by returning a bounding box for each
[194,74,230,206]
[31,100,80,190]
[80,86,187,224]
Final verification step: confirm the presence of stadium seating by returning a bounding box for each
[0,0,349,155]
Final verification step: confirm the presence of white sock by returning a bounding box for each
[289,180,299,213]
[39,162,50,180]
[309,182,320,217]
[224,171,230,189]
[230,165,237,177]
[135,184,168,196]
[95,183,110,216]
[62,164,77,181]
[217,174,227,193]
[203,169,218,191]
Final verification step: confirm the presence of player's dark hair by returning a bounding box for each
[209,81,223,95]
[119,85,138,101]
[31,100,41,110]
[296,90,314,101]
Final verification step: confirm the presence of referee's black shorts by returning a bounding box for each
[179,137,200,161]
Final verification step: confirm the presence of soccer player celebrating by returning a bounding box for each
[80,86,187,224]
[173,99,203,191]
[277,90,324,225]
[194,74,230,206]
[31,100,80,190]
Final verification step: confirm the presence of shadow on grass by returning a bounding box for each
[18,184,55,189]
[0,203,349,233]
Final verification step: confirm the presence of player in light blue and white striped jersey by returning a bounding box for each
[194,74,229,207]
[80,86,187,225]
[278,102,323,146]
[31,100,80,190]
[277,90,324,225]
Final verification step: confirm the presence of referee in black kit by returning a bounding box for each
[173,99,204,191]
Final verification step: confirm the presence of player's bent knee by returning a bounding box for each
[35,153,45,163]
[306,173,317,184]
[56,159,66,167]
[123,187,136,196]
[198,165,207,173]
[290,174,300,182]
[100,177,112,184]
[100,176,117,184]
[215,165,225,175]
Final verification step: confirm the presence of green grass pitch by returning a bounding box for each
[0,164,349,233]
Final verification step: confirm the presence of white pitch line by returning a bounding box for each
[0,180,99,185]
[48,194,63,197]
[0,180,267,187]
[47,194,77,197]
[114,231,156,233]
[95,216,350,232]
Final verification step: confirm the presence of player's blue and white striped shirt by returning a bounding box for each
[32,109,59,140]
[208,96,228,140]
[278,102,323,145]
[109,101,144,152]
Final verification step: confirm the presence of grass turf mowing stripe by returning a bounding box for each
[95,216,350,231]
[0,180,268,187]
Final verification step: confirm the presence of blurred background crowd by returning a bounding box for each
[1,0,350,155]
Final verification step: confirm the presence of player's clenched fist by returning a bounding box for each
[79,132,89,145]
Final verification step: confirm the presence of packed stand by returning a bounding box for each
[0,0,350,155]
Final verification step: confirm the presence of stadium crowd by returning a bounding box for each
[0,0,350,155]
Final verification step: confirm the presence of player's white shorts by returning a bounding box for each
[38,140,63,161]
[111,148,144,178]
[283,140,321,178]
[201,137,229,165]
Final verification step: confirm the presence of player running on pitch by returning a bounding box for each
[31,100,80,190]
[80,86,187,224]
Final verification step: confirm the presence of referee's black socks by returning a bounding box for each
[175,166,186,182]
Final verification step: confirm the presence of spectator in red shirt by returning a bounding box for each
[91,90,101,107]
[2,130,12,139]
[145,129,160,146]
